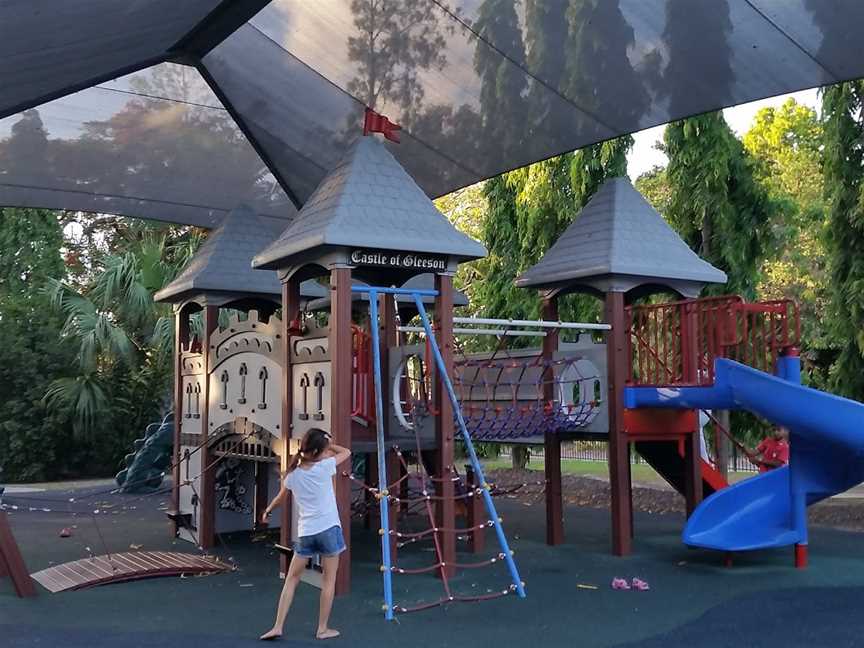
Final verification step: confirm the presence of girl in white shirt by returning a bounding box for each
[260,428,351,641]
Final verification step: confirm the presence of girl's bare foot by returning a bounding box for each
[316,628,340,640]
[259,628,282,641]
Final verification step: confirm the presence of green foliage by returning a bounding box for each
[634,166,672,216]
[0,208,76,481]
[0,207,203,482]
[743,99,830,387]
[821,81,864,400]
[43,226,200,436]
[663,112,783,299]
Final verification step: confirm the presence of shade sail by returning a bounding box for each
[1,0,862,227]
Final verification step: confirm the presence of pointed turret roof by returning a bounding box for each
[516,177,726,297]
[154,205,327,304]
[252,137,486,271]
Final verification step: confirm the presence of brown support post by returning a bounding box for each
[434,273,457,578]
[171,305,190,537]
[0,511,36,597]
[683,429,702,517]
[605,291,632,555]
[254,459,270,528]
[380,293,400,558]
[330,266,354,595]
[198,304,219,550]
[682,307,703,515]
[280,279,300,575]
[465,463,486,553]
[541,296,564,545]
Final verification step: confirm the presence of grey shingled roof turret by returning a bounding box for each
[516,177,727,295]
[154,205,327,304]
[252,136,486,270]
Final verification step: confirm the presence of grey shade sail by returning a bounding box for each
[0,64,295,227]
[516,177,727,296]
[154,204,325,304]
[252,136,486,270]
[305,274,469,313]
[1,1,864,225]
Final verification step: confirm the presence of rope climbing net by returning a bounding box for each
[347,445,520,614]
[355,285,525,620]
[394,318,605,441]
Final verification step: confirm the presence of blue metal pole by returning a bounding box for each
[366,290,395,620]
[412,295,526,598]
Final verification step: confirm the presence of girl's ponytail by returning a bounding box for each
[283,428,330,477]
[285,450,303,476]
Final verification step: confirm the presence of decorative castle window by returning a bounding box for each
[258,367,269,409]
[299,373,310,420]
[185,383,193,418]
[238,363,248,404]
[193,382,201,419]
[220,370,229,410]
[313,371,326,421]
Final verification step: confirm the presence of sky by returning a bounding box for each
[627,88,821,181]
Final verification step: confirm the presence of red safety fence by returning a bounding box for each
[627,296,800,387]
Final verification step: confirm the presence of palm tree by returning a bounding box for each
[44,225,204,435]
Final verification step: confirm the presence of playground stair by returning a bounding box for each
[634,441,727,498]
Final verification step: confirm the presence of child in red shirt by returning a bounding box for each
[749,426,789,473]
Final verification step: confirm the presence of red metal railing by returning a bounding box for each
[626,296,799,387]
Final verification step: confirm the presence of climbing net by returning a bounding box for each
[394,321,604,441]
[346,441,521,614]
[353,285,525,620]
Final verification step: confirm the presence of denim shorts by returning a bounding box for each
[294,525,346,558]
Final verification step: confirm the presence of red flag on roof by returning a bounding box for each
[363,107,401,143]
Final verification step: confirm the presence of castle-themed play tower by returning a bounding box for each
[155,205,325,548]
[251,134,486,595]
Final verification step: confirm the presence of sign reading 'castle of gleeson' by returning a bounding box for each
[350,249,447,272]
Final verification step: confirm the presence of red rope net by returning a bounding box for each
[347,444,522,614]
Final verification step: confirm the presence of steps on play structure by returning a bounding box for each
[30,551,229,593]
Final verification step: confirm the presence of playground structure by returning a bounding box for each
[146,129,864,618]
[1,114,862,616]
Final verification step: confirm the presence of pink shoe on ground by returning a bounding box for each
[611,577,631,590]
[631,577,650,591]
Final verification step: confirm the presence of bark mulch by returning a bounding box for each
[486,468,864,531]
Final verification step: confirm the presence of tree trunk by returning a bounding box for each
[511,446,530,470]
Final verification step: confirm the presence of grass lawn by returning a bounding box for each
[479,457,755,488]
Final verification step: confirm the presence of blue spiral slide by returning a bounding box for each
[624,357,864,554]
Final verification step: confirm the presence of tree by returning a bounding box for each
[821,81,864,400]
[0,208,77,481]
[663,112,782,299]
[634,165,672,216]
[743,99,822,207]
[346,0,451,124]
[743,99,830,385]
[44,225,203,435]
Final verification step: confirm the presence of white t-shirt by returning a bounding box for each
[284,457,341,537]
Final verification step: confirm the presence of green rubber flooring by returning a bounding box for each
[3,483,864,647]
